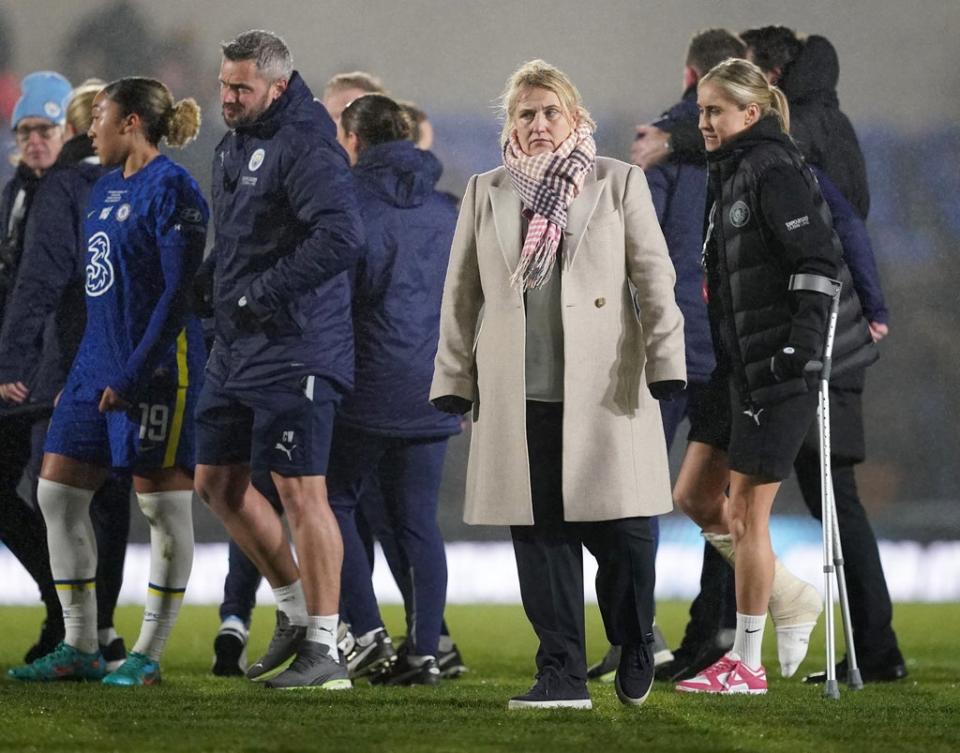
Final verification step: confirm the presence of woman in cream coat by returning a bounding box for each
[431,60,685,710]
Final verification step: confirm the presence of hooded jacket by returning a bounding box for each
[0,136,103,413]
[779,35,870,219]
[645,87,715,383]
[338,140,460,437]
[704,117,877,409]
[208,71,364,391]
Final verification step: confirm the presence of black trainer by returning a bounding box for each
[615,643,654,706]
[437,638,468,678]
[100,637,128,673]
[654,628,734,683]
[212,621,247,677]
[803,649,908,685]
[246,612,306,681]
[346,628,397,679]
[264,641,352,690]
[24,619,65,665]
[508,667,592,710]
[371,654,440,686]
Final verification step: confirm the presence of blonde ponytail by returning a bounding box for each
[166,98,201,148]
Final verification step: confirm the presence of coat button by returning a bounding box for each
[595,297,606,308]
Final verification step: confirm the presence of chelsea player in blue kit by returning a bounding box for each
[9,78,209,686]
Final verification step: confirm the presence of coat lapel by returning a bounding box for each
[491,182,522,273]
[562,172,604,269]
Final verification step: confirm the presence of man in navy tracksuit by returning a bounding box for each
[194,30,364,690]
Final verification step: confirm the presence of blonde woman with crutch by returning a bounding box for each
[673,58,877,695]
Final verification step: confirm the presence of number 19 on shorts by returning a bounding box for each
[138,403,170,442]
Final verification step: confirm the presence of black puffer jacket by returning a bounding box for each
[704,117,876,409]
[779,35,870,219]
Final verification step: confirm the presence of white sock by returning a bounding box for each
[273,580,308,626]
[37,479,98,654]
[355,627,384,647]
[131,491,194,661]
[731,612,766,670]
[306,614,339,656]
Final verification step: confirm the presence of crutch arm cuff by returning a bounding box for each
[789,273,841,297]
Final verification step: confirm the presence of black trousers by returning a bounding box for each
[510,402,656,683]
[794,446,899,658]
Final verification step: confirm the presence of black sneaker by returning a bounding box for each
[587,645,620,683]
[437,638,468,679]
[615,643,654,706]
[100,637,128,673]
[24,619,65,665]
[803,649,908,685]
[507,667,592,710]
[212,620,248,677]
[655,629,733,683]
[246,612,306,681]
[264,641,352,690]
[371,654,441,686]
[346,628,397,679]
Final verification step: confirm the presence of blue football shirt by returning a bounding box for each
[73,155,209,400]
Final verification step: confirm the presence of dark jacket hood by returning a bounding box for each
[354,140,442,209]
[654,86,699,130]
[780,35,840,107]
[236,71,337,145]
[57,134,96,166]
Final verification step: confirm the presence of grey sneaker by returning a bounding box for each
[246,612,306,681]
[346,628,396,679]
[652,624,675,667]
[264,641,352,690]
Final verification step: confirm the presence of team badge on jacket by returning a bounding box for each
[248,149,266,172]
[729,200,750,228]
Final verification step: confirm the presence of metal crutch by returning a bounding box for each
[789,274,863,699]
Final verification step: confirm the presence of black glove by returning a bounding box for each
[190,262,216,318]
[649,380,685,401]
[770,345,821,386]
[231,295,261,333]
[431,395,472,415]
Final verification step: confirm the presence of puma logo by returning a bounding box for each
[274,442,296,461]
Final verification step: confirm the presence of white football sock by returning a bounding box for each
[306,614,339,656]
[731,612,766,670]
[131,491,194,661]
[273,580,308,626]
[37,479,98,654]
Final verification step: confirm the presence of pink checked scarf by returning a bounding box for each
[502,121,597,290]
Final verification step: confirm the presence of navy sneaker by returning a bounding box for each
[508,667,592,710]
[615,642,655,706]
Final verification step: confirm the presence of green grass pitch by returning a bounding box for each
[1,602,957,752]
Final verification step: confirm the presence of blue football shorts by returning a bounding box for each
[194,373,341,477]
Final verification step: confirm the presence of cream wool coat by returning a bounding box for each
[430,157,686,525]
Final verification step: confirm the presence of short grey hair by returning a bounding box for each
[221,30,293,82]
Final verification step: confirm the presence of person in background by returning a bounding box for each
[322,71,387,124]
[588,28,747,686]
[432,59,686,710]
[327,93,459,685]
[0,71,73,665]
[0,79,133,671]
[8,76,208,686]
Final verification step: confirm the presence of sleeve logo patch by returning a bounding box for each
[729,200,750,227]
[248,148,266,172]
[178,207,204,224]
[785,215,810,231]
